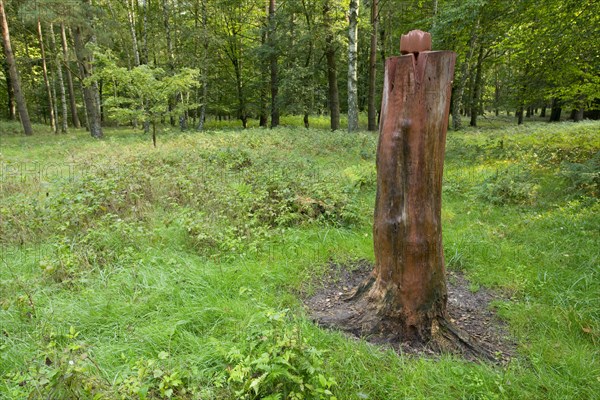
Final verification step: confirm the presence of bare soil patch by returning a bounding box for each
[303,260,515,363]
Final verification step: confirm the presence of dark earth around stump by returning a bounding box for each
[303,260,516,363]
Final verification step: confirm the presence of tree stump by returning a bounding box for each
[349,31,491,356]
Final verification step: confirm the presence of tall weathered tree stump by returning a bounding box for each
[351,30,467,345]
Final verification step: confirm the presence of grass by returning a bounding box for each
[0,117,599,399]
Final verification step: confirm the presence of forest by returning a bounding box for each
[0,0,598,135]
[1,0,599,399]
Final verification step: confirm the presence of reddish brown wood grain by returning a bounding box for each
[367,44,456,340]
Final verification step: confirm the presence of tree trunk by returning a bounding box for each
[49,24,68,133]
[540,105,546,118]
[197,0,208,131]
[353,44,456,342]
[347,0,359,132]
[517,105,524,125]
[259,17,268,128]
[37,19,57,133]
[367,0,378,131]
[140,0,148,65]
[268,0,279,128]
[126,0,140,67]
[549,98,561,122]
[451,23,478,130]
[162,0,177,126]
[72,23,103,138]
[469,44,484,127]
[0,0,33,135]
[324,0,340,131]
[2,56,15,119]
[61,24,80,128]
[573,95,585,122]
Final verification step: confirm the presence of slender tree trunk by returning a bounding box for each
[469,44,484,127]
[540,105,546,117]
[140,0,148,65]
[2,57,15,119]
[301,0,314,129]
[233,58,247,128]
[347,0,359,132]
[452,23,478,130]
[0,0,33,135]
[37,19,57,133]
[126,0,140,67]
[269,0,279,128]
[259,19,268,128]
[61,24,80,128]
[49,24,67,133]
[324,0,340,131]
[197,0,208,131]
[72,23,103,138]
[367,0,378,131]
[162,0,178,127]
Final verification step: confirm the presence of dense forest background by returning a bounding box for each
[1,0,599,137]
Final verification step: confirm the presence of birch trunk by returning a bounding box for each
[37,19,57,133]
[347,0,359,132]
[61,24,80,128]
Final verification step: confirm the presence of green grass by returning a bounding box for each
[0,117,599,399]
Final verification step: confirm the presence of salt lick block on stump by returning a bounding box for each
[400,29,432,55]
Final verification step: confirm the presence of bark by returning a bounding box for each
[355,48,456,341]
[139,0,148,65]
[259,17,268,128]
[2,56,15,119]
[72,23,103,138]
[573,95,585,122]
[37,19,57,133]
[162,0,177,126]
[197,0,208,131]
[367,0,378,131]
[347,0,359,132]
[451,23,478,130]
[126,0,140,67]
[517,105,524,125]
[269,0,279,128]
[540,105,546,118]
[50,24,69,133]
[469,44,484,127]
[61,24,80,128]
[0,0,33,135]
[323,0,340,131]
[549,98,561,122]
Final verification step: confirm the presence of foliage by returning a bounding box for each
[474,168,539,205]
[225,309,337,400]
[4,327,110,399]
[560,151,600,198]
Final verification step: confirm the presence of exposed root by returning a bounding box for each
[433,317,497,362]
